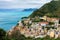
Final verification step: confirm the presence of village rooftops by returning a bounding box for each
[38,22,49,27]
[39,22,49,25]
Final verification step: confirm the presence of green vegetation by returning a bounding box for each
[33,19,40,22]
[29,0,60,18]
[21,20,26,26]
[49,22,54,25]
[32,18,40,22]
[0,28,10,40]
[0,0,60,40]
[0,28,6,40]
[21,17,28,19]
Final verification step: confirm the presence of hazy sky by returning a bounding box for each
[0,0,52,9]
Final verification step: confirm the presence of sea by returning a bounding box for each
[0,11,33,31]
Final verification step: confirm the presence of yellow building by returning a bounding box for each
[40,16,47,21]
[49,31,55,38]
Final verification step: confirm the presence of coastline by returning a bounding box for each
[0,11,33,31]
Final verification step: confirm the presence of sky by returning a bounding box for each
[0,0,52,9]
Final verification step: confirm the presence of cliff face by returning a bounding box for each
[29,0,60,18]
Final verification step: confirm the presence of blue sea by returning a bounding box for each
[0,11,33,31]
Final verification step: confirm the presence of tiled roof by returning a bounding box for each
[39,22,49,24]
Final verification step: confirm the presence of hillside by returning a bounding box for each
[23,8,37,11]
[29,0,60,18]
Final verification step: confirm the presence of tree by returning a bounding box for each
[49,22,54,25]
[9,29,26,40]
[0,28,6,40]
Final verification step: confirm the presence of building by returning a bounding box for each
[39,22,49,27]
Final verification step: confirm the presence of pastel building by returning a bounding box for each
[39,22,49,27]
